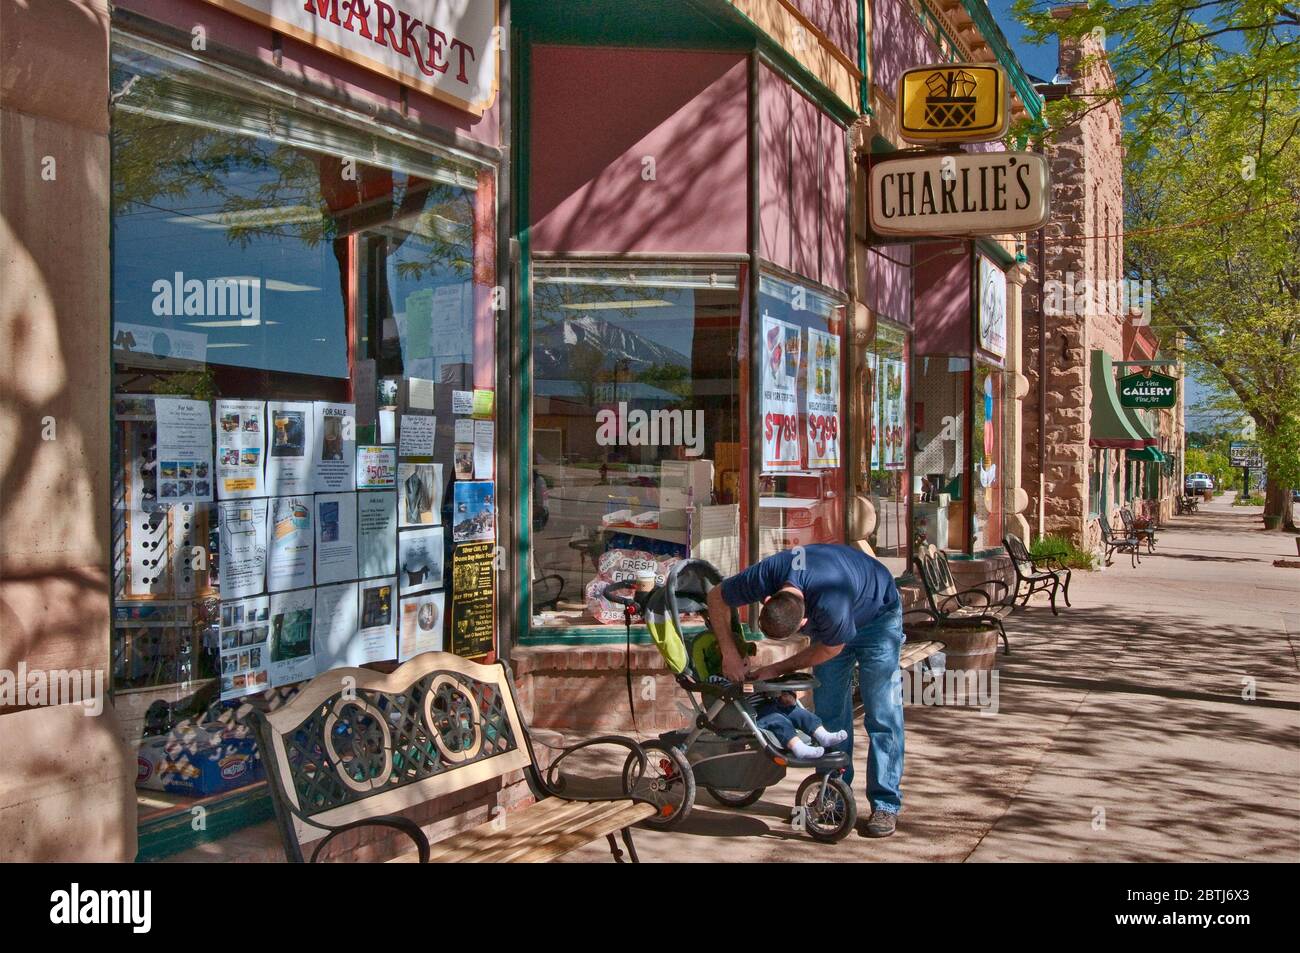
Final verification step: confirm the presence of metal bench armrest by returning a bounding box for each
[307,814,431,864]
[543,734,653,805]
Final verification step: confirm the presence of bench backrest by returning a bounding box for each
[913,543,958,611]
[250,652,535,861]
[1098,518,1115,542]
[1003,533,1033,569]
[1118,508,1135,530]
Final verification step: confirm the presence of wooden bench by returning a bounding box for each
[909,544,1012,655]
[249,652,658,863]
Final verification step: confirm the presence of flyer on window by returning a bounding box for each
[398,413,436,459]
[267,496,314,592]
[215,399,266,499]
[356,577,398,664]
[315,492,358,585]
[805,327,841,469]
[398,462,443,526]
[312,401,356,493]
[355,445,397,489]
[266,401,315,496]
[473,419,494,479]
[217,499,268,600]
[154,397,214,503]
[451,481,495,543]
[268,587,316,687]
[217,594,271,701]
[311,581,359,673]
[879,356,907,471]
[760,313,802,470]
[398,525,444,595]
[357,491,398,578]
[398,590,445,662]
[449,542,495,660]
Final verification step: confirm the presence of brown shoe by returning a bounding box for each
[862,809,897,838]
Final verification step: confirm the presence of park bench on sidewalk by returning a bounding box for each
[1002,533,1072,615]
[910,544,1012,655]
[1119,507,1156,554]
[1098,518,1141,568]
[249,652,659,863]
[1175,494,1198,515]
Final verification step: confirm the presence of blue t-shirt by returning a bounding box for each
[720,544,899,647]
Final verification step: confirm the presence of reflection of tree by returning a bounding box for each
[638,361,691,400]
[569,342,605,409]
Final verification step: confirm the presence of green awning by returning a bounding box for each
[1122,404,1159,446]
[1126,447,1162,462]
[1089,350,1146,449]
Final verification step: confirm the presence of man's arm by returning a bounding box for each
[750,641,843,681]
[707,584,748,682]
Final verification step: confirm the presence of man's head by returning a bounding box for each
[758,586,806,640]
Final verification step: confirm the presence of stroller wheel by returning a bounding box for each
[704,786,765,809]
[623,741,695,830]
[794,775,857,843]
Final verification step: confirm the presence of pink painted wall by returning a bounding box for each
[529,46,747,255]
[758,64,848,291]
[793,0,859,65]
[913,241,971,354]
[117,0,500,146]
[871,0,941,102]
[866,243,911,325]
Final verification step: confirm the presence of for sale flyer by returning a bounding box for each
[154,397,214,503]
[312,401,356,492]
[217,498,268,600]
[268,587,315,687]
[216,399,266,498]
[217,594,270,700]
[266,400,314,496]
[267,496,314,592]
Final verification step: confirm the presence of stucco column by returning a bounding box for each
[1004,261,1032,539]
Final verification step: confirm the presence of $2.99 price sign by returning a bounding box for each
[806,412,840,468]
[763,411,801,467]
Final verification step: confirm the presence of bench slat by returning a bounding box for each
[899,640,944,669]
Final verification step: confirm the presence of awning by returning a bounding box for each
[1126,447,1162,462]
[1089,350,1147,449]
[1122,404,1159,447]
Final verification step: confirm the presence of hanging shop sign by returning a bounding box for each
[898,64,1009,144]
[201,0,500,114]
[1118,370,1178,409]
[869,151,1050,238]
[977,256,1007,358]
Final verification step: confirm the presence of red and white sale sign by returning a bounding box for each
[805,327,841,468]
[761,313,803,470]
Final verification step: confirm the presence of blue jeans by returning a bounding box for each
[812,601,905,814]
[754,699,825,747]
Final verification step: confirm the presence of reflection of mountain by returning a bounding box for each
[534,314,690,376]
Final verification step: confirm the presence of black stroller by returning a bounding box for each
[604,559,856,842]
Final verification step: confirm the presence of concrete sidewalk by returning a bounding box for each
[562,494,1300,862]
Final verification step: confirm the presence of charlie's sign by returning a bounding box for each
[899,64,1008,143]
[869,152,1050,237]
[202,0,499,113]
[1119,370,1178,409]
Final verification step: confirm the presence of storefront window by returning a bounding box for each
[866,320,909,574]
[756,272,847,559]
[110,36,498,828]
[529,263,744,628]
[912,355,970,552]
[971,363,1006,550]
[1088,449,1104,516]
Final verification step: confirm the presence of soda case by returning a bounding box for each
[136,720,264,797]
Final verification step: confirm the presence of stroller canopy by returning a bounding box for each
[642,559,744,682]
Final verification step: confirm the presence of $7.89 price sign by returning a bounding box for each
[763,410,801,468]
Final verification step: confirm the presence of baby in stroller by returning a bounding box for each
[756,690,847,759]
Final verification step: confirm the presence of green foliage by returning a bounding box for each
[1184,446,1234,490]
[1030,533,1098,571]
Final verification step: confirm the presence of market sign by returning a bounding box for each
[869,151,1050,238]
[201,0,500,114]
[899,64,1008,144]
[1118,370,1178,409]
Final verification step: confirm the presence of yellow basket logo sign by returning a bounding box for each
[899,64,1007,143]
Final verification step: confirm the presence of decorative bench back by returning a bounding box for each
[914,543,958,610]
[1098,518,1119,542]
[250,652,535,859]
[1003,533,1033,569]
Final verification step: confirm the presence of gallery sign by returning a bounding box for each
[201,0,499,114]
[869,151,1050,237]
[1118,370,1178,409]
[899,64,1008,144]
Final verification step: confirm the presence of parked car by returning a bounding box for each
[1185,472,1214,494]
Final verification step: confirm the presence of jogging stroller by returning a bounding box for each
[604,559,857,843]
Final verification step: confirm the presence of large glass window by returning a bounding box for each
[110,36,497,832]
[912,355,970,552]
[865,320,909,574]
[971,362,1006,550]
[756,273,848,559]
[528,263,744,628]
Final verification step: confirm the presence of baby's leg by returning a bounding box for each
[786,705,849,749]
[757,711,823,759]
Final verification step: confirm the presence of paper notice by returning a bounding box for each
[760,313,802,471]
[268,587,316,687]
[217,594,271,700]
[398,591,445,661]
[266,401,315,496]
[315,493,358,585]
[454,418,475,443]
[451,390,474,415]
[398,462,443,527]
[215,399,265,499]
[451,481,495,544]
[218,499,268,600]
[356,577,398,664]
[449,542,495,660]
[398,525,444,595]
[312,402,356,492]
[357,491,398,578]
[355,445,396,489]
[472,389,494,417]
[408,377,436,411]
[267,496,314,592]
[311,582,360,674]
[398,414,436,459]
[473,419,494,480]
[154,397,214,503]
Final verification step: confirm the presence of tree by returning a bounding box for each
[1015,1,1300,530]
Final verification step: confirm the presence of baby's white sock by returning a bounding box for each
[788,737,824,759]
[814,726,848,746]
